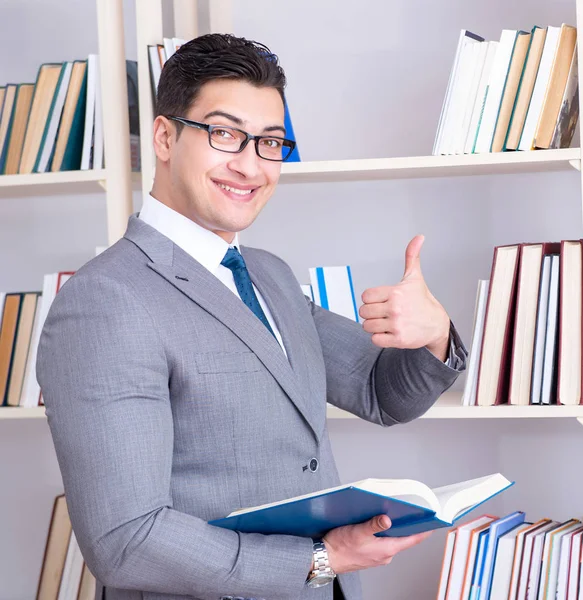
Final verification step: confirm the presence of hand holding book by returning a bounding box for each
[323,514,432,574]
[359,235,451,360]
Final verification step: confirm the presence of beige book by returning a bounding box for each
[6,293,39,406]
[37,496,73,600]
[505,27,547,150]
[18,63,63,174]
[491,31,531,152]
[534,24,577,149]
[0,84,17,159]
[51,61,87,172]
[3,84,34,174]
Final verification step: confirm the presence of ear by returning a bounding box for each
[153,116,174,162]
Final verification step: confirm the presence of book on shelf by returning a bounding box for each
[0,56,139,175]
[463,238,582,407]
[0,271,73,408]
[434,24,579,156]
[308,265,359,322]
[37,495,96,600]
[437,513,583,600]
[209,473,512,539]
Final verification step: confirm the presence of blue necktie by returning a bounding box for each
[221,247,276,339]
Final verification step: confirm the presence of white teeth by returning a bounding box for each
[216,182,253,195]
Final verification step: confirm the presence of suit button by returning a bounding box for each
[309,458,319,472]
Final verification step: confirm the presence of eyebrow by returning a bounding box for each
[203,110,287,136]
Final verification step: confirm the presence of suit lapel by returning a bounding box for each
[124,216,322,440]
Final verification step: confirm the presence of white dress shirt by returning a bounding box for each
[139,193,287,356]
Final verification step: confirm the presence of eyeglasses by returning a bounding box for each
[166,116,296,162]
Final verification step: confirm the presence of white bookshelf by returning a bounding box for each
[279,148,582,184]
[5,394,583,423]
[0,170,142,198]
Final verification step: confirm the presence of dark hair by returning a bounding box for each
[155,33,286,135]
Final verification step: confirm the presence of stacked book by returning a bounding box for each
[437,511,583,600]
[434,25,579,155]
[0,56,139,175]
[37,496,95,600]
[462,241,582,406]
[0,271,72,408]
[148,37,301,162]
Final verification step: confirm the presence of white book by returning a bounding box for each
[441,42,480,155]
[464,41,499,153]
[526,523,560,600]
[36,62,73,173]
[93,55,104,169]
[452,41,488,154]
[433,29,484,155]
[163,37,174,60]
[540,521,581,599]
[518,26,561,151]
[566,530,583,599]
[81,54,98,170]
[444,515,494,599]
[300,284,314,301]
[57,530,84,600]
[474,30,519,153]
[20,273,58,408]
[461,280,489,406]
[148,45,162,93]
[557,526,583,599]
[530,255,552,404]
[437,529,456,600]
[309,266,358,322]
[490,523,533,600]
[517,521,558,600]
[540,255,560,405]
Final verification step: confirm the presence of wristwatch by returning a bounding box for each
[306,540,336,588]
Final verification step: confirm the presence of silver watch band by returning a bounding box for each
[306,540,336,588]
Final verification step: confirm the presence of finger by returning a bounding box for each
[362,318,394,335]
[364,515,392,536]
[402,235,425,280]
[381,530,433,554]
[359,303,390,321]
[371,332,401,348]
[361,286,393,305]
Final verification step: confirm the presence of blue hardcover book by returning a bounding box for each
[283,100,300,162]
[469,529,491,600]
[210,473,513,539]
[478,510,526,599]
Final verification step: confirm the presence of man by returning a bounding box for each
[37,34,466,600]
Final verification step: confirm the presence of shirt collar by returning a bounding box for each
[139,193,239,274]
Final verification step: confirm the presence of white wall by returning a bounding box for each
[1,0,582,598]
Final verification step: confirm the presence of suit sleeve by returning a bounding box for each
[37,273,312,600]
[307,297,467,426]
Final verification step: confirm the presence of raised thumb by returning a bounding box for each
[402,234,425,280]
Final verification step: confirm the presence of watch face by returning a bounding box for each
[307,573,335,588]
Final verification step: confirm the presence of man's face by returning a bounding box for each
[154,79,285,242]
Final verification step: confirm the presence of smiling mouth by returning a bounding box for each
[213,180,259,200]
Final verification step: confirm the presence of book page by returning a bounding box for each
[433,473,511,522]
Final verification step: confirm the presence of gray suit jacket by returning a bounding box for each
[37,215,466,600]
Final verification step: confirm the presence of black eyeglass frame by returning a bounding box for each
[166,115,297,162]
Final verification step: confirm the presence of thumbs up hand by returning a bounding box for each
[359,235,451,361]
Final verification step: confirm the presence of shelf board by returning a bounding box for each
[279,148,582,184]
[0,170,142,198]
[0,406,46,419]
[3,393,583,422]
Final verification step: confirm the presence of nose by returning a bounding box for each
[226,139,262,179]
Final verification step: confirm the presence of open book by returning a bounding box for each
[209,473,513,538]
